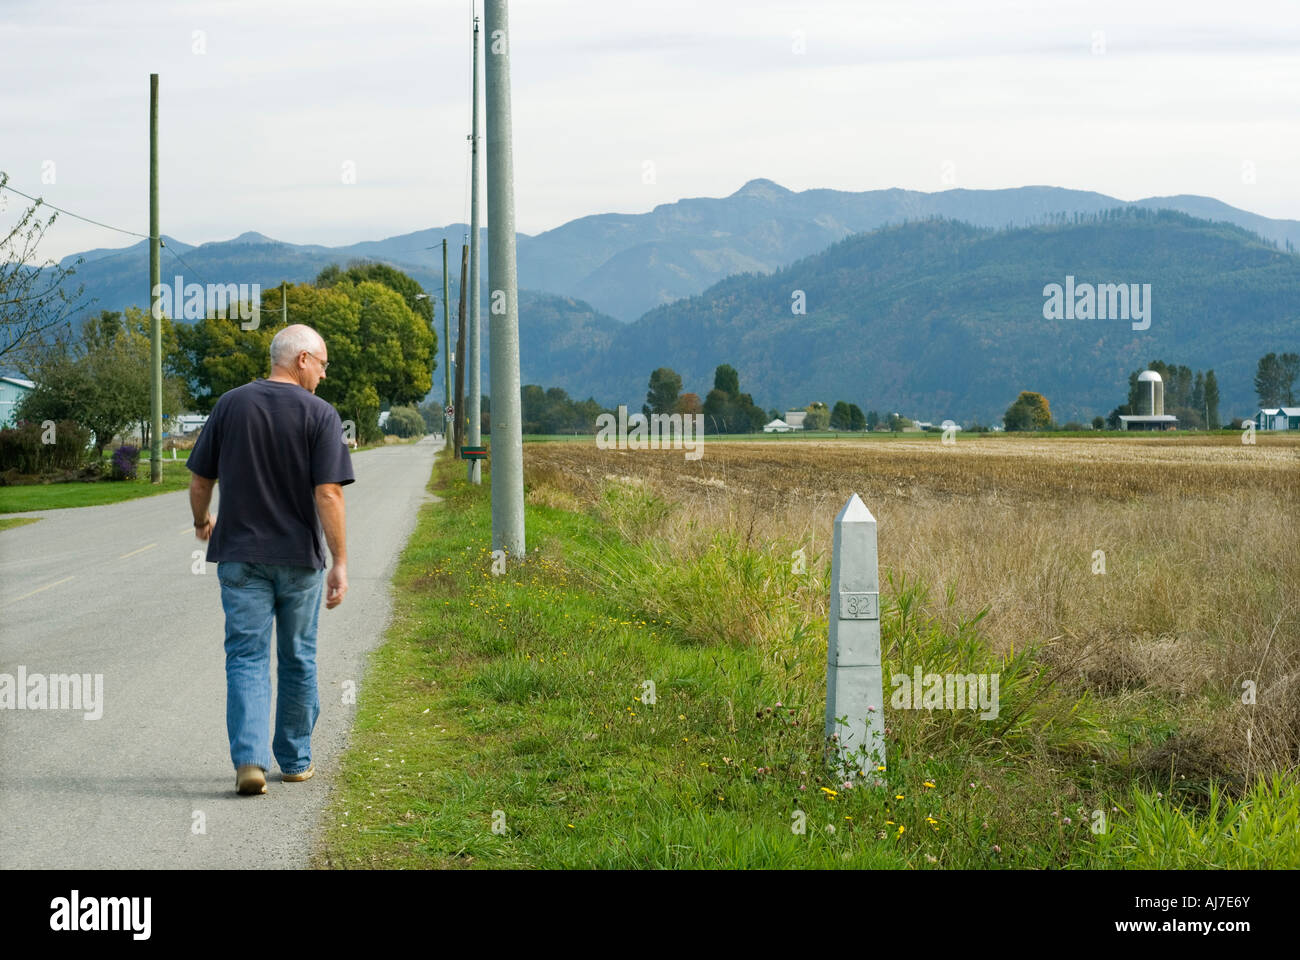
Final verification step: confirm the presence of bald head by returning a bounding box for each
[267,323,330,393]
[270,324,325,370]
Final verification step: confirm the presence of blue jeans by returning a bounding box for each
[217,561,325,775]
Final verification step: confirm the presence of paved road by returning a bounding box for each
[0,436,441,868]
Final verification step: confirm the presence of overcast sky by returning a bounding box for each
[3,0,1298,261]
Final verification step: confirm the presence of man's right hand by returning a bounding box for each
[325,562,348,609]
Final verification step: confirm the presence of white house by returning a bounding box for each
[0,376,35,428]
[1255,407,1300,431]
[783,411,807,430]
[172,414,209,435]
[763,418,791,433]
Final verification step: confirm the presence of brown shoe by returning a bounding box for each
[282,762,314,783]
[236,765,267,795]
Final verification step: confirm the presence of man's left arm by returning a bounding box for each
[191,474,216,540]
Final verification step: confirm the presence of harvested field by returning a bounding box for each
[525,433,1300,783]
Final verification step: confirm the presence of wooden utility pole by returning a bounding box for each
[148,74,162,483]
[454,244,468,458]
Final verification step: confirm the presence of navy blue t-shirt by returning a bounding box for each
[186,379,355,569]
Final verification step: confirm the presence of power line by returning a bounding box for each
[0,179,151,240]
[1,177,460,281]
[163,245,208,285]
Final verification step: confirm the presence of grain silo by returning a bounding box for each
[1119,370,1177,430]
[1137,370,1164,416]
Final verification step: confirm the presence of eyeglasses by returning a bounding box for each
[305,352,329,372]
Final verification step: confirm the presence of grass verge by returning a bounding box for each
[0,460,193,513]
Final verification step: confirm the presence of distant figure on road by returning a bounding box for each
[187,324,355,796]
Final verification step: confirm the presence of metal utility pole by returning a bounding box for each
[442,238,451,415]
[454,244,468,458]
[485,0,524,555]
[466,14,483,484]
[149,73,162,483]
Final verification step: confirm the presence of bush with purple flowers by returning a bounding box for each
[110,444,140,481]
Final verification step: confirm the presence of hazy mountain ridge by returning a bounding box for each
[28,183,1300,420]
[522,210,1300,422]
[49,181,1300,327]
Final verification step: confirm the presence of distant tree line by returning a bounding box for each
[1104,361,1219,429]
[1254,352,1299,407]
[521,385,607,434]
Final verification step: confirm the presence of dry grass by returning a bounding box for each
[524,433,1300,787]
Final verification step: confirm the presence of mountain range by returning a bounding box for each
[23,180,1300,420]
[529,210,1299,423]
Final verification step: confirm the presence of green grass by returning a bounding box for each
[0,435,426,515]
[0,460,194,513]
[0,516,40,531]
[314,452,1300,869]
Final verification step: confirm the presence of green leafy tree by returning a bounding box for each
[804,401,830,431]
[174,310,276,413]
[386,404,425,438]
[866,410,880,432]
[1281,353,1300,405]
[1254,353,1286,407]
[713,364,740,398]
[17,308,185,455]
[1204,370,1220,428]
[847,404,866,431]
[520,383,608,434]
[829,401,852,430]
[178,275,435,444]
[646,367,683,414]
[1004,391,1051,431]
[317,261,436,328]
[701,364,766,433]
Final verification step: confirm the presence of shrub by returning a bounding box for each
[386,404,425,438]
[110,444,140,481]
[0,419,93,475]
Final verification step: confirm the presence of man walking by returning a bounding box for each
[187,324,354,796]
